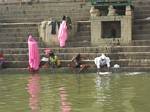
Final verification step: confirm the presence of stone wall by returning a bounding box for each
[0,0,91,40]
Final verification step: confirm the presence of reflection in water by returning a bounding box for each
[75,74,81,94]
[27,74,41,112]
[59,86,72,112]
[95,75,111,103]
[122,86,135,112]
[1,73,150,112]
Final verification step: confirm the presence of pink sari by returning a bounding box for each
[58,20,68,47]
[28,35,40,72]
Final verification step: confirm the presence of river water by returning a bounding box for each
[0,72,150,112]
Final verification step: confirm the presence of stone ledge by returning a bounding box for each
[1,67,150,74]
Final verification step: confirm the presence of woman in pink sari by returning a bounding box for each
[58,16,68,47]
[28,35,40,73]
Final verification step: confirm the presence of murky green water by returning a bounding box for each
[0,72,150,112]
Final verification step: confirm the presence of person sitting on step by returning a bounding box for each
[94,53,111,73]
[49,51,60,68]
[40,48,51,68]
[40,48,60,68]
[68,53,89,73]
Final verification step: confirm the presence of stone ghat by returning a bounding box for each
[0,0,85,4]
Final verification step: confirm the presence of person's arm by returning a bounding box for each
[94,57,100,69]
[71,56,76,62]
[106,57,111,68]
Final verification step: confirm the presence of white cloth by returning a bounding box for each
[94,55,110,68]
[113,64,120,69]
[41,57,49,62]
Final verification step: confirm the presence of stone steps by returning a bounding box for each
[132,34,150,40]
[73,21,91,42]
[133,1,150,19]
[5,59,150,68]
[0,32,38,37]
[3,46,150,54]
[0,18,44,23]
[0,8,89,16]
[126,0,150,52]
[1,66,150,74]
[69,36,91,42]
[0,0,83,4]
[132,40,150,45]
[0,2,90,22]
[133,20,150,40]
[0,22,39,27]
[0,23,39,37]
[0,36,41,42]
[0,42,45,48]
[0,27,38,33]
[4,52,150,61]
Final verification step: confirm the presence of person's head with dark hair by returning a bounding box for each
[49,52,55,57]
[75,53,81,60]
[62,15,66,20]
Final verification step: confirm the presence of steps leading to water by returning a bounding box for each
[0,1,90,23]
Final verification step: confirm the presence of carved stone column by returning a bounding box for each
[126,5,132,16]
[90,6,100,17]
[107,5,116,16]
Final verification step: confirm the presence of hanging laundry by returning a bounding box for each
[66,16,72,30]
[50,19,57,34]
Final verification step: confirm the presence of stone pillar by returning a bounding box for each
[125,5,132,16]
[90,6,100,17]
[107,5,116,16]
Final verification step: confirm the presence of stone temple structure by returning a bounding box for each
[0,0,150,73]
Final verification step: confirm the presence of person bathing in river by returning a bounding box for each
[68,53,89,73]
[94,53,111,73]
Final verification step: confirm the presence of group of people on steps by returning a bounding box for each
[1,15,112,74]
